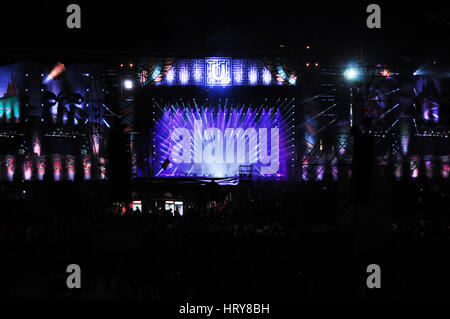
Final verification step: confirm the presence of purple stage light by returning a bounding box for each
[153,101,292,178]
[157,58,279,86]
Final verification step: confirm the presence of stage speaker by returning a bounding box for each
[351,130,374,203]
[108,130,132,201]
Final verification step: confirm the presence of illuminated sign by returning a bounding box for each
[155,58,281,87]
[132,200,142,211]
[205,57,232,86]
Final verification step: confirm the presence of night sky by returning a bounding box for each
[0,1,448,68]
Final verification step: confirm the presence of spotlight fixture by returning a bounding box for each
[123,79,134,90]
[43,63,65,83]
[344,67,359,80]
[381,69,391,77]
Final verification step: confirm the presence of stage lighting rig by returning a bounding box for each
[119,63,136,101]
[343,64,396,82]
[121,76,135,102]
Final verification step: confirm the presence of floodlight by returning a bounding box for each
[344,68,359,80]
[123,79,134,89]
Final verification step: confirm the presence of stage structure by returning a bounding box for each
[133,57,300,180]
[0,57,447,185]
[300,63,449,182]
[137,57,298,87]
[300,67,353,182]
[0,61,106,182]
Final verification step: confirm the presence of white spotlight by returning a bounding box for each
[344,68,359,80]
[123,79,134,89]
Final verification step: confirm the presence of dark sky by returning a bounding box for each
[0,1,449,68]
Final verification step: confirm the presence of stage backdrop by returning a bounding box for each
[151,98,295,178]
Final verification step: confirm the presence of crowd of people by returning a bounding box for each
[0,179,449,299]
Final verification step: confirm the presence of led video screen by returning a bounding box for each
[153,99,295,178]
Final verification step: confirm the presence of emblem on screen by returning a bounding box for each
[205,57,232,86]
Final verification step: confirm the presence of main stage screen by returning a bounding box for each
[152,99,295,178]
